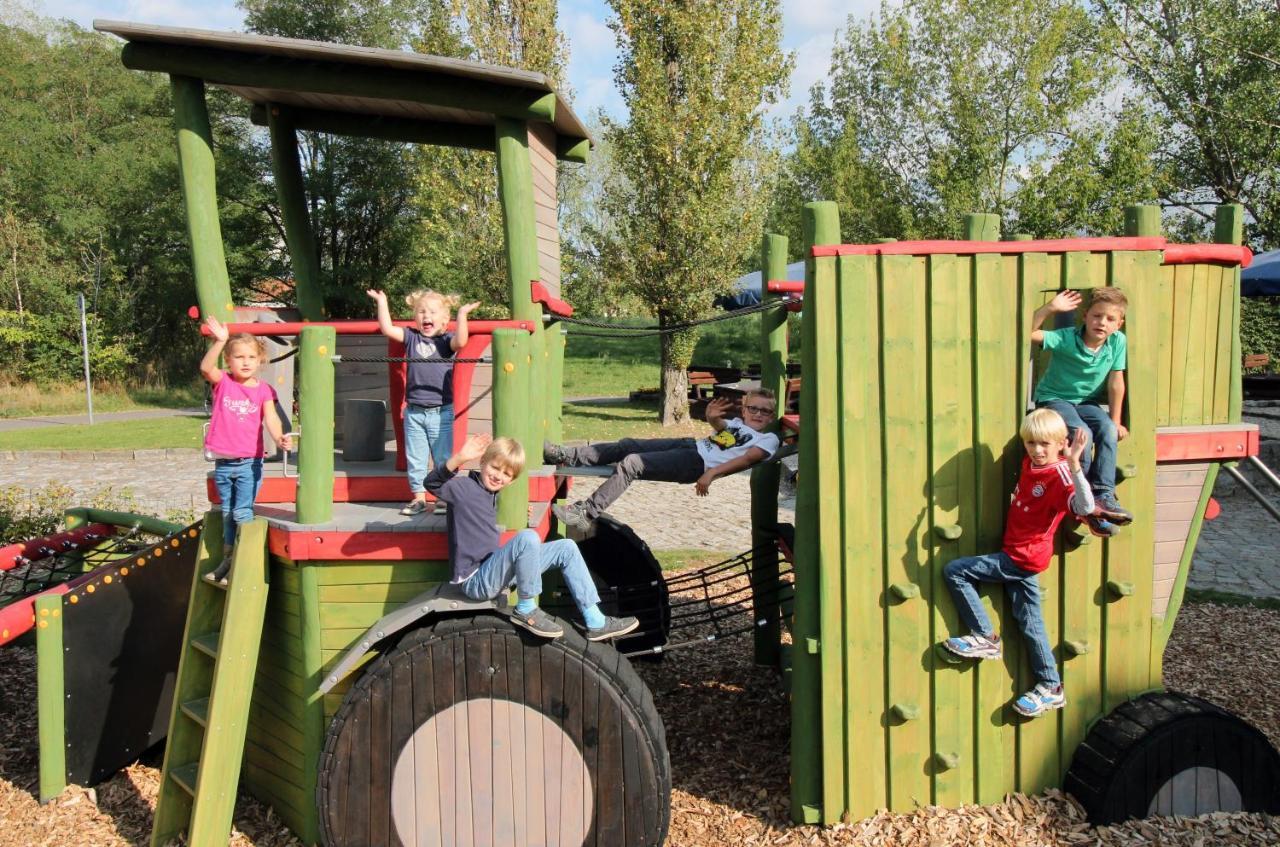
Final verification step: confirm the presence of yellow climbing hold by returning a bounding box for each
[103,575,113,584]
[318,345,328,355]
[171,538,180,547]
[69,595,78,604]
[503,362,515,373]
[39,608,48,617]
[52,609,59,617]
[187,529,197,538]
[38,620,47,629]
[153,547,163,556]
[86,584,95,593]
[120,567,129,576]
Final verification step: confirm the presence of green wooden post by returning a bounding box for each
[297,326,335,525]
[964,212,1001,241]
[295,563,325,844]
[36,593,66,802]
[170,75,235,322]
[266,105,324,321]
[492,328,532,529]
[1214,204,1244,423]
[791,202,839,824]
[750,233,788,666]
[494,118,546,448]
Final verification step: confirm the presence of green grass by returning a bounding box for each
[0,415,207,451]
[561,399,707,442]
[652,547,739,572]
[0,380,205,419]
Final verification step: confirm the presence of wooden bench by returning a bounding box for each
[1245,353,1271,369]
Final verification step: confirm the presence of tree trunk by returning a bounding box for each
[658,314,694,426]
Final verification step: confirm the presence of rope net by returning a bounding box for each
[0,526,166,608]
[553,298,796,338]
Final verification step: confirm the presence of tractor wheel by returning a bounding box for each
[1064,690,1280,824]
[316,613,670,847]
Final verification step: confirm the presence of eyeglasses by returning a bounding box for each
[743,404,775,416]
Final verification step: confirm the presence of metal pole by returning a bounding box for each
[1247,455,1280,493]
[79,293,94,425]
[1223,464,1280,523]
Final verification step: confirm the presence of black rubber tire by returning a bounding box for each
[316,613,670,847]
[1064,690,1280,824]
[546,515,671,655]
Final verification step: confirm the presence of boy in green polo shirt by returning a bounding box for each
[1030,286,1133,536]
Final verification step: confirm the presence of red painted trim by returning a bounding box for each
[812,236,1167,258]
[212,470,555,505]
[0,582,70,646]
[531,281,574,317]
[785,301,803,313]
[451,334,492,449]
[1,524,116,572]
[780,414,800,435]
[1155,428,1259,461]
[388,337,408,472]
[1204,497,1222,521]
[767,280,805,294]
[199,319,534,336]
[1162,243,1253,268]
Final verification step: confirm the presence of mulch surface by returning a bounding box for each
[0,596,1276,846]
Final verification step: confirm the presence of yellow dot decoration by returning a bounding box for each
[503,362,515,373]
[39,608,49,618]
[137,557,146,565]
[527,355,533,364]
[154,547,163,556]
[103,575,113,584]
[120,567,129,576]
[69,596,78,605]
[38,620,47,629]
[171,539,180,547]
[318,345,328,355]
[52,609,59,618]
[86,584,96,594]
[1,630,8,639]
[187,529,198,538]
[225,303,234,312]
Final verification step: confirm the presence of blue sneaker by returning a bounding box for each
[1094,491,1133,525]
[1014,682,1066,717]
[942,633,1002,660]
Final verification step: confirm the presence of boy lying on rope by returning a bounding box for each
[546,388,781,532]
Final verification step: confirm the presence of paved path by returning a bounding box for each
[0,408,205,432]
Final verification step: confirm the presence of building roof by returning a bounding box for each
[94,20,592,151]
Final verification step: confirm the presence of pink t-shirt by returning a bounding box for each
[205,373,278,460]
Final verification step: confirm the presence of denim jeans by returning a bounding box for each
[943,551,1060,687]
[404,404,454,494]
[462,529,601,614]
[213,458,263,548]
[561,437,703,518]
[1037,399,1116,495]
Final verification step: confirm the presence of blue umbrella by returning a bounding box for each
[1242,249,1280,297]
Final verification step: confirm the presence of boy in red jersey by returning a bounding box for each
[941,408,1093,718]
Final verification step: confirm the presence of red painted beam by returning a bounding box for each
[767,280,804,294]
[812,236,1167,258]
[197,319,534,336]
[1155,427,1259,462]
[780,414,800,435]
[1,523,115,572]
[0,583,70,645]
[531,281,574,317]
[209,469,560,504]
[1162,243,1253,268]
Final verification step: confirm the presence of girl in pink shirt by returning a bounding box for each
[200,316,292,584]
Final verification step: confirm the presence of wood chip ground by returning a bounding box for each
[0,594,1275,846]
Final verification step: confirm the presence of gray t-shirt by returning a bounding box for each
[404,328,455,408]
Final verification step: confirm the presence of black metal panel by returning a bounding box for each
[61,525,199,786]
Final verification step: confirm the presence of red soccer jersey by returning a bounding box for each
[1002,456,1076,573]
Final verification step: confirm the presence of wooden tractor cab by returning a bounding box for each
[751,203,1280,826]
[95,20,670,847]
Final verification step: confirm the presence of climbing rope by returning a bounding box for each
[0,525,157,607]
[552,297,796,338]
[331,355,491,364]
[268,346,298,364]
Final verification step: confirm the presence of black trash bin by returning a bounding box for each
[342,399,387,462]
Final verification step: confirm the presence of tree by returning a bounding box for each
[599,0,791,424]
[1094,0,1280,248]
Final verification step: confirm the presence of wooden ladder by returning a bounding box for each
[151,514,270,847]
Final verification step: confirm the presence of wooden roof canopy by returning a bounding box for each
[93,20,593,162]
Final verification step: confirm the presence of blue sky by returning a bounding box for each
[33,0,881,123]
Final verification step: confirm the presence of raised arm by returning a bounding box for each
[1107,370,1128,441]
[1030,290,1082,344]
[694,447,768,496]
[366,289,405,343]
[199,316,228,385]
[1064,430,1096,515]
[704,396,737,433]
[451,301,480,351]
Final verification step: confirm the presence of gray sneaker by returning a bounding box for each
[552,501,594,533]
[203,557,232,587]
[509,606,564,638]
[543,441,571,465]
[585,615,640,642]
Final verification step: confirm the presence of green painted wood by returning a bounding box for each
[1124,205,1161,238]
[312,561,449,585]
[1155,262,1175,426]
[317,601,423,630]
[62,508,182,537]
[266,106,324,321]
[150,512,225,847]
[1215,205,1244,422]
[492,328,532,529]
[926,252,974,807]
[963,213,1001,242]
[295,563,325,845]
[169,75,235,323]
[1168,265,1193,425]
[556,136,591,163]
[790,201,839,824]
[35,593,66,802]
[1201,267,1224,421]
[1213,266,1234,423]
[880,252,931,811]
[750,232,789,667]
[297,326,336,525]
[251,103,497,152]
[1183,263,1210,423]
[317,581,446,603]
[835,252,887,818]
[127,43,557,123]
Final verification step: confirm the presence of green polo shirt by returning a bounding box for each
[1034,327,1126,404]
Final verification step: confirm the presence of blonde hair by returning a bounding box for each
[1020,408,1068,443]
[1086,286,1128,315]
[405,289,461,313]
[744,387,777,410]
[226,333,266,359]
[482,436,526,477]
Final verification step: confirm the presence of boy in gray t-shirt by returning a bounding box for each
[546,389,781,532]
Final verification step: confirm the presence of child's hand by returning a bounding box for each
[458,433,491,463]
[694,471,715,496]
[366,289,388,306]
[1049,290,1083,313]
[1065,429,1089,470]
[205,316,229,343]
[278,433,295,452]
[706,396,736,418]
[457,301,481,318]
[1114,422,1129,441]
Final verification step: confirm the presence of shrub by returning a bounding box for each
[0,483,138,545]
[1241,297,1280,373]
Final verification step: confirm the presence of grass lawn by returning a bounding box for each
[0,415,208,451]
[0,380,205,419]
[561,398,707,442]
[652,547,739,572]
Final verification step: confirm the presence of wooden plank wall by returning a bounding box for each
[528,123,560,297]
[803,240,1241,820]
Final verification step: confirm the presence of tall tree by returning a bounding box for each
[600,0,791,424]
[1094,0,1280,248]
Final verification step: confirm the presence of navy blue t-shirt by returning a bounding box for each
[423,465,499,583]
[404,328,455,408]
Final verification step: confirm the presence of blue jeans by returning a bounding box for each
[404,404,454,494]
[462,530,601,614]
[213,458,263,548]
[943,551,1060,687]
[1037,399,1116,495]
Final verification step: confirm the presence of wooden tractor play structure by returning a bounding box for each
[1,17,1270,847]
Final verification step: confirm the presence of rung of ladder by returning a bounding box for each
[170,763,199,796]
[180,698,209,727]
[191,633,219,658]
